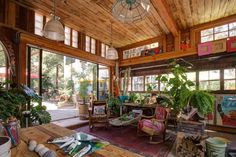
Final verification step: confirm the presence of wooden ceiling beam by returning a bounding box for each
[151,0,180,37]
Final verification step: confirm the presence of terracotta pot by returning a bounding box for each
[79,104,89,120]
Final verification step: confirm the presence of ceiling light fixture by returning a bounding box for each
[106,23,118,60]
[43,0,64,41]
[112,0,151,23]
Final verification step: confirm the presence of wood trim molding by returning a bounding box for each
[118,36,165,51]
[20,33,116,67]
[151,0,179,37]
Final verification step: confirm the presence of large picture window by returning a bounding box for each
[27,46,108,121]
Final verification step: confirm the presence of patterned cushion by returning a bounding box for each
[94,106,105,115]
[155,107,167,120]
[138,119,165,135]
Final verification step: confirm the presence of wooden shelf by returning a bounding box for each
[119,49,197,67]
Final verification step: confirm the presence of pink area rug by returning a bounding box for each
[76,125,175,157]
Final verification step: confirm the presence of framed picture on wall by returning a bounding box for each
[212,39,226,53]
[227,37,236,52]
[198,42,212,56]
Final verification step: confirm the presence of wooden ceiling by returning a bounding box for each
[14,0,236,48]
[166,0,236,30]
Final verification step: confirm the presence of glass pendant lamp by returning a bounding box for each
[112,0,151,23]
[43,0,65,41]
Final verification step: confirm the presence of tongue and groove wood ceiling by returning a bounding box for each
[15,0,236,48]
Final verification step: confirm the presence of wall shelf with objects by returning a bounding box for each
[122,42,160,59]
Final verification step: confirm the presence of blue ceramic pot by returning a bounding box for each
[119,95,128,103]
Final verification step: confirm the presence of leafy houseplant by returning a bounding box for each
[0,81,51,126]
[157,60,214,116]
[157,61,195,114]
[183,90,215,115]
[107,95,121,117]
[31,105,51,124]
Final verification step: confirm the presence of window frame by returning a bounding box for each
[200,21,236,43]
[34,12,44,36]
[224,68,236,90]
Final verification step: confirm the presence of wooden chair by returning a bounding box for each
[137,106,170,144]
[89,101,109,130]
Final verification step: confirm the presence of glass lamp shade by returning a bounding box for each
[112,0,151,23]
[43,17,65,41]
[106,46,118,60]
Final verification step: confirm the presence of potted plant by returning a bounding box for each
[157,60,214,117]
[0,81,51,126]
[78,79,90,120]
[107,95,121,117]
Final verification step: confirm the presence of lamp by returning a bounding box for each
[112,0,151,23]
[43,0,64,41]
[106,23,118,60]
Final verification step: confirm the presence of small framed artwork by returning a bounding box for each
[227,37,236,52]
[198,42,212,56]
[212,39,226,53]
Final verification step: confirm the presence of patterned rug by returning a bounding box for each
[75,125,175,157]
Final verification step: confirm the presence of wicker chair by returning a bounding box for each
[137,106,170,144]
[89,101,109,130]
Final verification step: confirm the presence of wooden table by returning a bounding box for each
[12,123,143,157]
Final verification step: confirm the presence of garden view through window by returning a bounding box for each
[28,46,109,121]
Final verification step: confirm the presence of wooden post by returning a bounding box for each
[5,1,16,27]
[18,40,27,84]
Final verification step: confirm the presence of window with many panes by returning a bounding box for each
[145,75,158,91]
[72,30,78,48]
[199,70,220,90]
[34,13,44,36]
[132,76,144,91]
[224,68,236,90]
[201,22,236,43]
[85,36,90,52]
[91,38,96,54]
[64,26,71,45]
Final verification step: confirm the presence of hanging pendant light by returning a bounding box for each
[106,23,118,60]
[43,0,64,41]
[112,0,151,23]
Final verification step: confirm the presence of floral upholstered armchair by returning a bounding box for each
[89,101,109,130]
[137,106,170,144]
